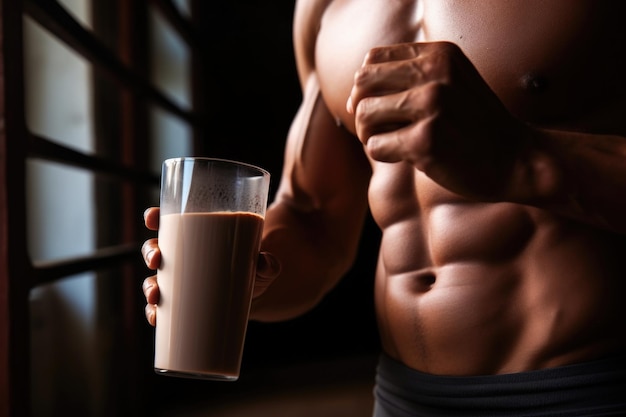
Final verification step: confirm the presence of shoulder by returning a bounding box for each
[293,0,334,88]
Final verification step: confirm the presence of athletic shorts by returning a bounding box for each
[373,353,626,417]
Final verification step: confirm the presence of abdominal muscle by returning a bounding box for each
[370,162,626,376]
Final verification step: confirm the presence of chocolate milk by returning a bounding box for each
[154,211,264,380]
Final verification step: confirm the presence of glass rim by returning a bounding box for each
[163,156,270,177]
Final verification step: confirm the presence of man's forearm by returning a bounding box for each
[250,199,366,322]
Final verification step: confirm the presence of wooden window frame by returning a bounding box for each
[0,1,206,415]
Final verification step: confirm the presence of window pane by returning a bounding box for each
[173,0,191,18]
[30,271,105,417]
[58,0,93,30]
[23,16,95,155]
[26,159,95,262]
[150,6,191,111]
[149,105,193,176]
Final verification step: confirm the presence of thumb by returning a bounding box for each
[253,251,281,298]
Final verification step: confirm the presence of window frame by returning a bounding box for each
[0,0,205,415]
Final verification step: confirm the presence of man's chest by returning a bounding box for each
[314,0,625,129]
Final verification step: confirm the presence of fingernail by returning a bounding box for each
[146,249,155,264]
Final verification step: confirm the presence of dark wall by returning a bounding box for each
[195,2,299,192]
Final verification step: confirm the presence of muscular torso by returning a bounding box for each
[308,0,626,375]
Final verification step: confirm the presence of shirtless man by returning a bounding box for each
[142,1,626,415]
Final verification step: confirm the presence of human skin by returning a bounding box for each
[144,0,626,376]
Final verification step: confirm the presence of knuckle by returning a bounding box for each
[354,96,372,123]
[431,40,461,60]
[354,98,377,137]
[423,81,450,106]
[353,65,374,87]
[408,60,426,83]
[364,46,388,63]
[425,43,458,78]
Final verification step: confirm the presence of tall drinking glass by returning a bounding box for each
[154,157,270,381]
